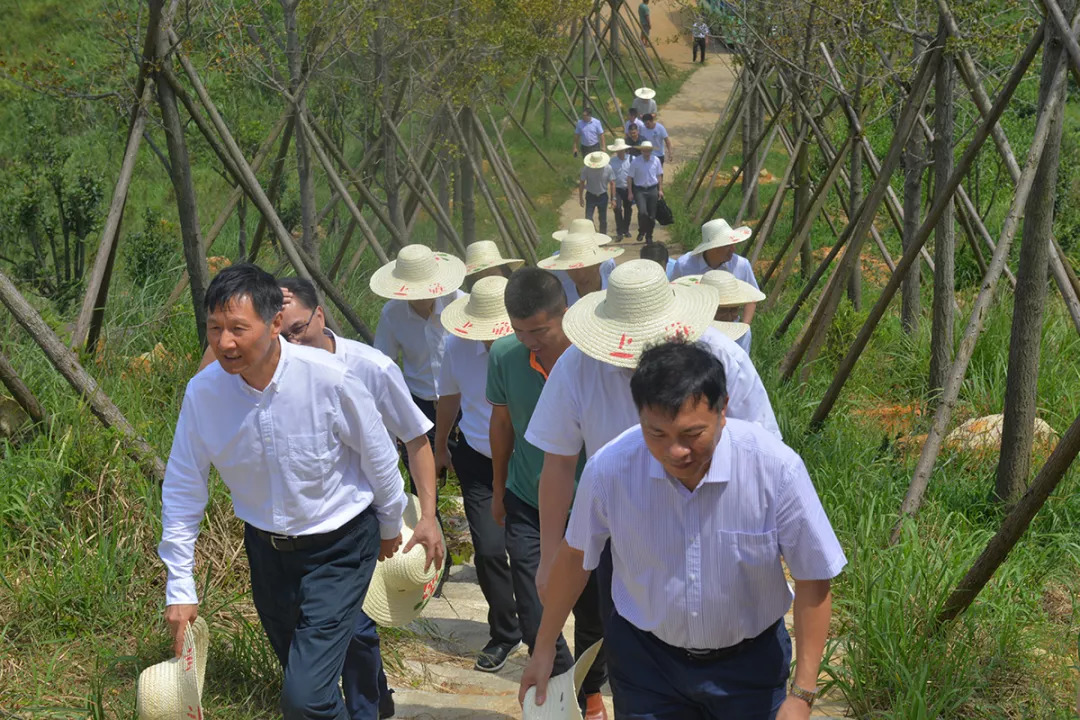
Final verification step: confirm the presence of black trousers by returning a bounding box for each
[634,183,659,242]
[504,490,608,695]
[614,186,633,236]
[585,191,609,235]
[693,36,707,62]
[450,435,521,646]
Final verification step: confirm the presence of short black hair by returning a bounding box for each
[640,242,669,268]
[631,341,728,417]
[642,113,655,122]
[628,107,639,115]
[204,263,283,324]
[504,267,567,320]
[582,106,592,115]
[278,276,320,311]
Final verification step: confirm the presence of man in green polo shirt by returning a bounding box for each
[487,267,607,720]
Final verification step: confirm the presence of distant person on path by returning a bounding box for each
[670,219,761,324]
[642,113,673,166]
[627,141,663,244]
[632,87,658,118]
[638,0,651,47]
[159,264,408,720]
[520,341,844,719]
[487,268,609,720]
[277,276,443,720]
[579,151,616,236]
[625,122,644,157]
[624,107,645,136]
[692,16,710,63]
[573,107,605,158]
[434,276,524,673]
[607,139,634,242]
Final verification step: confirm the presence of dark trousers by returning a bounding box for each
[504,490,607,695]
[634,183,659,242]
[607,613,791,720]
[401,394,439,489]
[450,436,521,646]
[693,36,707,62]
[342,611,389,720]
[245,507,380,720]
[581,142,601,155]
[614,186,633,236]
[585,191,609,235]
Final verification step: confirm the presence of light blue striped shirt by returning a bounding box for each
[566,419,846,650]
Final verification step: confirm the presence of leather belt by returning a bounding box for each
[668,618,783,663]
[250,508,368,552]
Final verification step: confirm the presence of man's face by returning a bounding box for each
[628,125,640,139]
[583,110,592,122]
[640,395,725,485]
[471,266,506,282]
[645,118,656,129]
[703,245,735,267]
[641,147,653,159]
[206,296,282,376]
[511,308,567,354]
[280,298,325,347]
[714,305,741,322]
[566,265,599,287]
[616,149,627,159]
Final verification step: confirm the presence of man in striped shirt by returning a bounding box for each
[520,341,845,720]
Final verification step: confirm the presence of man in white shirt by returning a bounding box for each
[159,264,408,720]
[579,151,616,236]
[607,139,634,242]
[624,107,645,136]
[671,218,761,324]
[692,17,710,63]
[520,341,845,719]
[539,231,624,307]
[573,107,606,157]
[278,276,442,720]
[631,86,658,117]
[627,141,663,244]
[641,113,673,165]
[434,276,522,672]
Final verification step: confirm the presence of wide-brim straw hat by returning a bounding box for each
[136,616,208,720]
[563,259,718,368]
[369,244,466,300]
[607,138,630,152]
[712,320,751,342]
[440,275,515,341]
[690,218,753,255]
[538,232,623,272]
[552,218,612,246]
[639,140,654,150]
[464,240,524,276]
[634,87,657,100]
[364,494,445,627]
[675,270,766,306]
[522,640,604,720]
[584,151,610,169]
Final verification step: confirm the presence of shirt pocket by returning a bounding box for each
[716,529,788,621]
[287,433,331,480]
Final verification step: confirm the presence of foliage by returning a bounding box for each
[124,207,178,289]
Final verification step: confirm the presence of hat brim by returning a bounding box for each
[606,143,630,152]
[441,294,515,341]
[538,246,623,270]
[522,641,604,720]
[673,274,766,305]
[369,252,466,300]
[136,617,207,720]
[711,320,751,341]
[551,229,612,246]
[634,88,657,100]
[363,496,444,628]
[563,284,718,368]
[465,257,525,276]
[689,228,754,255]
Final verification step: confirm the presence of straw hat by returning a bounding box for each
[562,259,718,369]
[522,641,604,720]
[675,270,766,306]
[136,616,208,720]
[711,320,751,342]
[551,218,612,245]
[440,276,515,341]
[538,232,623,272]
[634,87,657,100]
[464,240,524,277]
[639,140,654,150]
[584,151,610,169]
[689,219,753,255]
[364,494,446,627]
[369,244,466,300]
[607,138,631,152]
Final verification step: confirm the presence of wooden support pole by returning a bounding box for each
[747,126,806,265]
[698,101,783,224]
[0,349,47,425]
[686,91,746,207]
[687,74,743,200]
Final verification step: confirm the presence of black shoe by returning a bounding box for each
[636,234,644,243]
[379,688,395,719]
[475,640,522,672]
[614,233,623,243]
[433,555,453,598]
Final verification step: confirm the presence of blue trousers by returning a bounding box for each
[245,507,380,720]
[342,611,389,719]
[606,612,791,720]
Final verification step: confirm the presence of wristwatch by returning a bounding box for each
[789,682,817,708]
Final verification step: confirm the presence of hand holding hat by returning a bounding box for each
[137,617,209,720]
[520,640,605,720]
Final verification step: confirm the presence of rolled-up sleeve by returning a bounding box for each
[776,457,846,581]
[159,388,211,606]
[524,357,584,456]
[337,372,407,540]
[373,304,400,363]
[565,458,611,571]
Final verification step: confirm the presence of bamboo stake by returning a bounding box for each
[687,74,743,198]
[0,349,47,425]
[747,126,806,265]
[699,97,782,223]
[735,119,782,225]
[686,91,746,207]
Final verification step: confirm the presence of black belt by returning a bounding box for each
[655,618,782,663]
[249,507,369,552]
[637,183,658,190]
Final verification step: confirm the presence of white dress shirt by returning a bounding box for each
[374,292,462,401]
[610,154,631,189]
[628,154,663,188]
[671,252,760,289]
[642,123,669,157]
[159,338,408,605]
[525,325,780,459]
[736,326,752,354]
[554,258,617,307]
[624,118,645,136]
[327,330,433,443]
[436,335,493,457]
[631,97,658,117]
[575,117,605,147]
[566,419,846,650]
